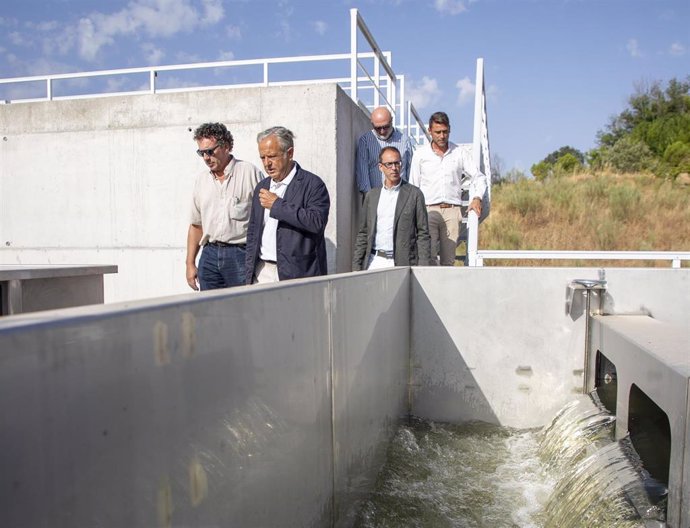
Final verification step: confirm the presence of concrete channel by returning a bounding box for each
[0,267,687,527]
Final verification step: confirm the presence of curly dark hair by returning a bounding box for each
[193,123,234,151]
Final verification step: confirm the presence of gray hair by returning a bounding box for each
[257,126,295,152]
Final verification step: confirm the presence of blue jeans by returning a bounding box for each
[198,243,246,290]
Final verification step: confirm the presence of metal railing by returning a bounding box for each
[0,9,428,143]
[473,250,690,268]
[465,58,491,266]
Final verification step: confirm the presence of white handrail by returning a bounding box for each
[0,9,428,142]
[474,250,690,269]
[466,57,491,267]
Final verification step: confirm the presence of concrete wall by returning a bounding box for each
[590,315,689,527]
[410,267,690,429]
[0,85,370,303]
[1,266,687,526]
[0,270,409,528]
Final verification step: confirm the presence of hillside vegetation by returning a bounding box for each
[479,172,690,267]
[477,77,690,267]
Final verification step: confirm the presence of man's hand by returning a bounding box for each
[259,188,279,210]
[186,263,199,291]
[468,197,482,217]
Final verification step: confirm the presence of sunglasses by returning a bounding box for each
[373,124,392,132]
[196,144,222,157]
[380,161,402,169]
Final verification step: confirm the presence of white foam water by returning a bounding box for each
[355,396,665,527]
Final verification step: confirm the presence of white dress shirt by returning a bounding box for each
[259,164,297,262]
[373,181,401,252]
[409,141,487,205]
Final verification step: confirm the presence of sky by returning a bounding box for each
[0,0,688,174]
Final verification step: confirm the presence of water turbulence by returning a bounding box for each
[355,396,666,527]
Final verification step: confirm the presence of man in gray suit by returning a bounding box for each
[353,146,430,270]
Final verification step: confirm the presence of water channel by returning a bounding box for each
[355,396,666,528]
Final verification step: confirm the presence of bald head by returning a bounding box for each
[371,107,394,140]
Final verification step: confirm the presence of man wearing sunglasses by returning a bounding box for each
[355,106,414,196]
[352,146,430,270]
[186,122,262,291]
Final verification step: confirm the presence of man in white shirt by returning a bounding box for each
[352,146,430,270]
[186,122,262,290]
[409,111,487,266]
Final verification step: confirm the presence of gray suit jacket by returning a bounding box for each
[352,181,430,270]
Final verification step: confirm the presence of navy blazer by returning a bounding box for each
[245,163,330,283]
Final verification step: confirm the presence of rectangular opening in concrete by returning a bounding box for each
[595,350,618,415]
[629,383,672,491]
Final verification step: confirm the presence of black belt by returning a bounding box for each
[428,203,459,209]
[207,241,246,248]
[261,259,277,264]
[371,249,394,259]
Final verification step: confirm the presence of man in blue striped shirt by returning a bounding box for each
[355,106,414,195]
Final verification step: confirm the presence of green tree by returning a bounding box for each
[555,153,583,174]
[596,77,690,174]
[543,146,585,165]
[531,160,552,181]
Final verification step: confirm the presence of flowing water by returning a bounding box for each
[355,396,667,528]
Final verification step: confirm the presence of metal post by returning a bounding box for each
[373,55,380,108]
[386,51,394,117]
[399,75,406,130]
[467,210,478,266]
[149,70,156,94]
[350,9,358,103]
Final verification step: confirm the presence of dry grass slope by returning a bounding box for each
[479,172,690,267]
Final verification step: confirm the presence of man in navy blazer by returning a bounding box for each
[245,126,330,284]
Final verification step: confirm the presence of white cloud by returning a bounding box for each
[669,42,686,56]
[142,43,165,65]
[408,76,442,109]
[626,38,642,58]
[218,50,235,61]
[156,75,201,89]
[227,24,242,40]
[434,0,468,15]
[8,32,27,46]
[456,76,475,106]
[312,20,327,36]
[277,19,292,42]
[175,51,201,63]
[69,0,226,61]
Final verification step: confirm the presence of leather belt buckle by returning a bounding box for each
[372,249,394,259]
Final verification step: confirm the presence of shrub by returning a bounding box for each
[604,136,655,173]
[502,179,539,217]
[663,141,690,177]
[554,153,583,174]
[582,175,608,201]
[608,184,641,220]
[531,160,551,181]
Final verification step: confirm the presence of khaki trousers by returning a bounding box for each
[427,205,461,266]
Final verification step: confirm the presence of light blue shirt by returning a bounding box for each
[356,128,414,193]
